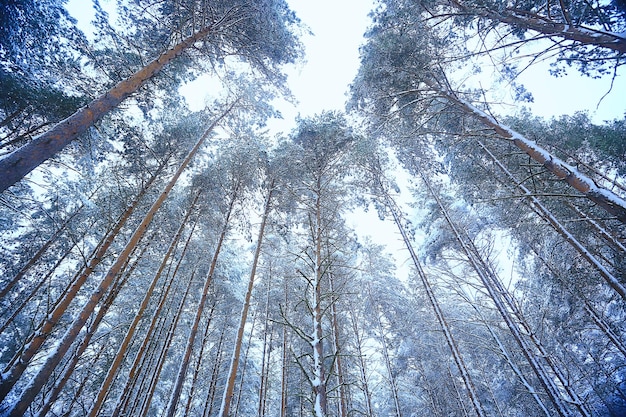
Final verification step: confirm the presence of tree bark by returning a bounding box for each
[382,187,487,417]
[329,274,348,417]
[218,182,274,417]
[348,305,374,417]
[369,291,403,417]
[0,107,232,415]
[448,0,626,53]
[312,179,328,417]
[87,195,199,417]
[33,238,150,417]
[0,158,164,402]
[420,171,587,417]
[474,139,626,300]
[0,199,86,301]
[426,80,626,224]
[136,268,197,417]
[0,12,238,192]
[164,186,238,417]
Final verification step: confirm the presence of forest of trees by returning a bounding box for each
[0,0,625,416]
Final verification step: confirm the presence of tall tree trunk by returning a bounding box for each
[234,311,259,417]
[566,202,626,255]
[87,194,200,417]
[259,323,275,417]
[136,268,197,417]
[382,187,488,417]
[425,80,626,224]
[182,298,218,417]
[0,107,233,414]
[419,171,588,417]
[447,0,626,53]
[258,273,273,417]
[110,238,191,417]
[474,138,626,300]
[33,238,151,417]
[202,320,229,417]
[0,198,87,301]
[218,182,274,417]
[164,186,238,417]
[0,236,76,335]
[0,11,241,192]
[329,274,348,417]
[369,293,402,417]
[280,276,290,417]
[0,157,164,374]
[311,181,328,417]
[348,305,374,417]
[469,302,552,417]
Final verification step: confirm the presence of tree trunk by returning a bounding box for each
[312,181,328,417]
[369,288,402,417]
[426,80,626,224]
[34,238,150,417]
[448,0,626,53]
[329,274,348,417]
[234,311,258,417]
[383,188,487,417]
[0,107,232,414]
[0,13,238,192]
[110,244,188,417]
[0,157,164,373]
[280,276,290,417]
[202,321,229,417]
[182,298,218,417]
[136,268,197,417]
[0,236,76,335]
[474,139,626,300]
[420,171,587,417]
[218,182,273,417]
[0,199,86,301]
[348,305,374,417]
[164,186,238,417]
[87,194,199,417]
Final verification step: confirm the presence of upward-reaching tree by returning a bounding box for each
[278,112,356,417]
[351,0,626,223]
[0,0,301,193]
[0,102,236,415]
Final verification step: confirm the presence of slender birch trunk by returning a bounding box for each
[0,107,232,415]
[218,182,274,417]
